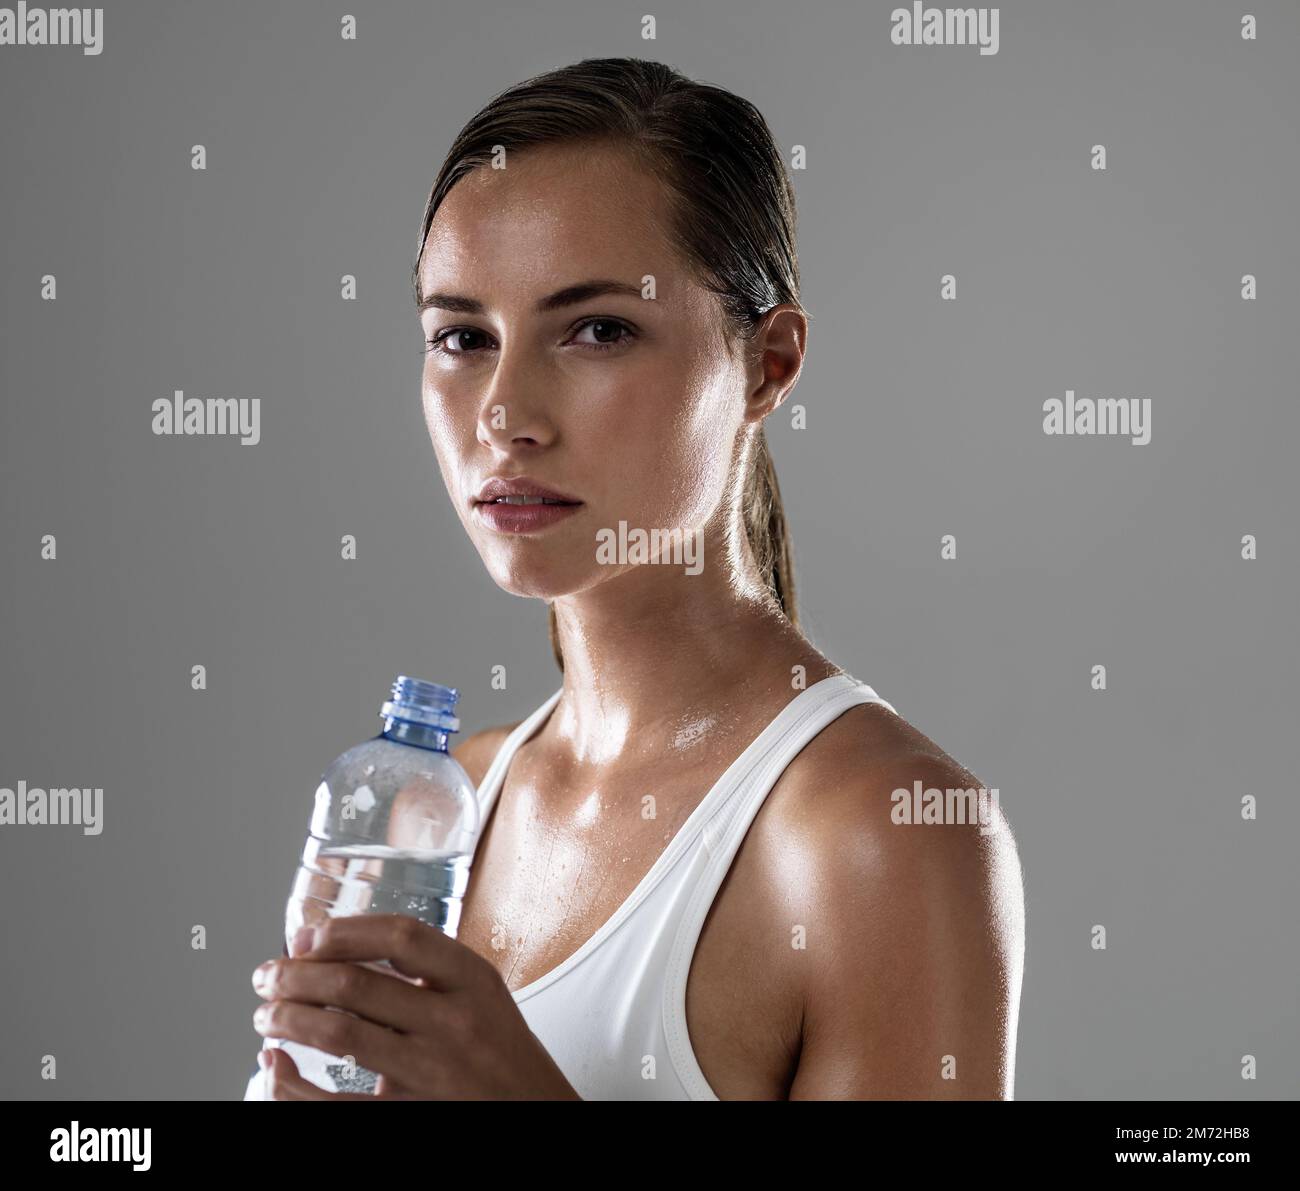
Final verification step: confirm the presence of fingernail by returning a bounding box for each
[253,1005,270,1029]
[290,926,316,956]
[251,963,272,993]
[257,1049,271,1070]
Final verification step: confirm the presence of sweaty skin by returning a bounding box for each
[251,139,1025,1100]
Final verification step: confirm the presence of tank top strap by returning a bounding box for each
[475,687,563,819]
[474,673,895,853]
[661,672,895,1098]
[698,673,896,856]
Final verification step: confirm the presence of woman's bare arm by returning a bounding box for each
[787,750,1025,1100]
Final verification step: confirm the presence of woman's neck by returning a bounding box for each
[547,554,830,765]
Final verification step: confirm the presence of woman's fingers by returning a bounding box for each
[254,999,414,1080]
[249,914,509,1099]
[290,913,488,991]
[253,955,438,1034]
[261,1046,374,1101]
[260,1047,320,1100]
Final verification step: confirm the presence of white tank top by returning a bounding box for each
[243,672,894,1101]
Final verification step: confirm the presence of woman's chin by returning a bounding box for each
[481,555,595,601]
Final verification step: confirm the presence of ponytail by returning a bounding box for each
[744,426,798,626]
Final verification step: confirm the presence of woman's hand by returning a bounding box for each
[250,914,581,1100]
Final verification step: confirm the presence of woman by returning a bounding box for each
[245,57,1025,1101]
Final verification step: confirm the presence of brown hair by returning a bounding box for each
[412,58,802,671]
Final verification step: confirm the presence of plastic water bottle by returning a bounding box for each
[262,676,479,1095]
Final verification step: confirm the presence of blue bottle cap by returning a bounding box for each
[380,676,460,732]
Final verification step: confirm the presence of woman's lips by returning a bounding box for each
[474,499,584,534]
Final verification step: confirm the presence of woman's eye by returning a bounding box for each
[569,318,634,351]
[424,328,489,356]
[422,317,634,359]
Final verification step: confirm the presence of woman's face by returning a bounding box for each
[416,141,752,600]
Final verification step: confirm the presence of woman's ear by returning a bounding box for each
[743,304,807,425]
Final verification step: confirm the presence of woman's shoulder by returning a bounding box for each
[754,690,1025,1099]
[768,692,1022,910]
[781,675,991,803]
[450,721,526,788]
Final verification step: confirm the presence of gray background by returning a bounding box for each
[1,0,1296,1100]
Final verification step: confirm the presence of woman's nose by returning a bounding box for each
[477,399,558,449]
[476,353,558,448]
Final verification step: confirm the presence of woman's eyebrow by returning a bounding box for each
[416,278,644,314]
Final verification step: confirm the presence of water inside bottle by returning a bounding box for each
[274,845,474,1094]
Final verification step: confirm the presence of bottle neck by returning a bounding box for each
[380,717,450,752]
